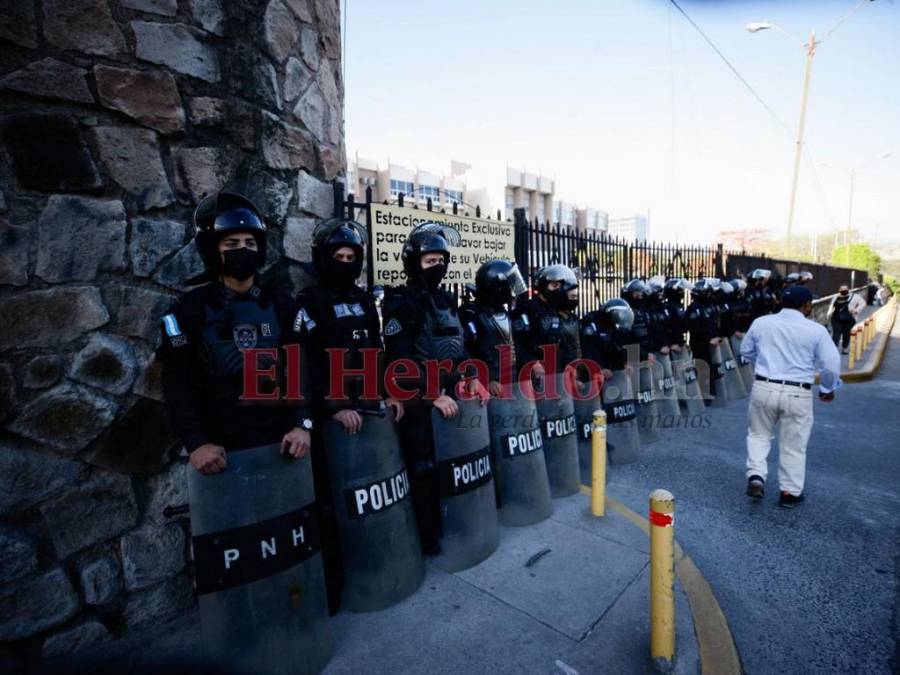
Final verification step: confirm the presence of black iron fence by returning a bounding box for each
[333,185,868,313]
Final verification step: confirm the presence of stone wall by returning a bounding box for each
[0,0,343,666]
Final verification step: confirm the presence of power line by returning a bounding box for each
[668,0,790,134]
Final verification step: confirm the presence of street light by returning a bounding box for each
[845,151,891,262]
[747,0,874,254]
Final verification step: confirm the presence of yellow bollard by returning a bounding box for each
[848,331,856,369]
[649,489,675,665]
[591,410,607,517]
[856,324,864,361]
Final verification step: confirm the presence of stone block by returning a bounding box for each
[36,196,127,282]
[313,0,340,59]
[0,568,80,641]
[131,342,164,401]
[95,65,185,135]
[70,333,139,395]
[284,57,313,103]
[79,554,123,605]
[9,383,118,453]
[43,0,125,56]
[104,285,174,341]
[133,21,221,83]
[0,2,38,48]
[122,0,178,16]
[120,522,186,590]
[1,114,102,192]
[41,621,110,659]
[0,364,14,425]
[188,0,226,35]
[0,526,38,585]
[187,96,226,126]
[0,441,87,515]
[286,0,313,23]
[91,126,175,211]
[300,26,320,71]
[319,145,343,181]
[0,286,109,349]
[0,224,29,286]
[144,462,189,525]
[154,243,205,290]
[41,472,139,558]
[296,170,333,219]
[122,574,194,630]
[262,111,316,171]
[130,219,185,277]
[292,82,326,143]
[85,398,176,475]
[24,356,64,390]
[230,46,282,112]
[245,171,293,226]
[284,216,316,263]
[0,58,93,104]
[264,0,300,63]
[173,146,240,203]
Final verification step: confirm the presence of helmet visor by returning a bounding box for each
[410,222,462,247]
[312,218,369,247]
[213,207,265,233]
[507,264,527,298]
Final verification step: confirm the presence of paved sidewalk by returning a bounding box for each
[60,492,701,675]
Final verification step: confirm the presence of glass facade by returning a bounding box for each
[390,179,414,198]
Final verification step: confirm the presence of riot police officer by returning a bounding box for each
[646,278,671,356]
[662,278,693,352]
[581,298,634,374]
[621,279,654,361]
[292,217,405,611]
[687,277,721,402]
[382,222,485,554]
[511,264,581,382]
[748,269,775,321]
[460,259,527,395]
[158,191,312,474]
[728,279,752,336]
[714,280,736,341]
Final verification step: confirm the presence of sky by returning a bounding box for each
[342,0,900,246]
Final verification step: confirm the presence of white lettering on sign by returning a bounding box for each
[223,548,240,570]
[452,454,492,487]
[637,390,654,404]
[505,428,543,457]
[544,415,576,439]
[350,470,411,517]
[261,537,277,559]
[292,526,305,546]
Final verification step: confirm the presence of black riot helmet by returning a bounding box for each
[311,217,368,289]
[728,278,748,298]
[749,268,772,285]
[621,278,650,306]
[664,278,693,303]
[798,271,813,285]
[475,260,526,310]
[536,264,579,310]
[401,221,461,280]
[691,277,716,298]
[647,276,666,302]
[193,192,267,275]
[598,298,635,334]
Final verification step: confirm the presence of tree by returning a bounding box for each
[831,243,881,276]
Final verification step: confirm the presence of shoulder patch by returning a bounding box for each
[582,322,596,336]
[384,318,403,336]
[162,313,181,337]
[293,307,316,332]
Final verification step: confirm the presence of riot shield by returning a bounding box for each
[672,350,705,416]
[188,444,332,675]
[601,369,640,464]
[535,373,582,498]
[431,398,499,572]
[730,335,755,390]
[719,339,747,400]
[708,342,728,407]
[636,363,662,444]
[488,388,553,526]
[573,380,603,485]
[323,413,425,612]
[652,352,681,421]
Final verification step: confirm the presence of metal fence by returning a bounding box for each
[334,185,868,312]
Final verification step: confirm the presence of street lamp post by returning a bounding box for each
[845,151,891,263]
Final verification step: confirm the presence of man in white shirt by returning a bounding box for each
[740,286,842,508]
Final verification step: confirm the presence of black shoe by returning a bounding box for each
[746,475,765,499]
[778,491,804,508]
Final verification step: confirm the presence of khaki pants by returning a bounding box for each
[745,380,814,496]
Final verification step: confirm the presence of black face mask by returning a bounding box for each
[839,291,849,297]
[420,263,446,291]
[543,288,565,309]
[323,260,360,290]
[221,247,260,281]
[564,291,579,311]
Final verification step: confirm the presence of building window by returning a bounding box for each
[444,189,463,205]
[390,179,414,198]
[419,185,440,202]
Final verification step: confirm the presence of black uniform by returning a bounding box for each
[662,297,689,348]
[748,282,775,321]
[730,292,753,335]
[158,278,309,453]
[687,290,720,401]
[646,294,670,354]
[581,311,629,371]
[512,296,581,374]
[383,277,468,550]
[830,294,855,349]
[460,300,515,384]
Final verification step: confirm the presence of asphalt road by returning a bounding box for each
[606,320,900,675]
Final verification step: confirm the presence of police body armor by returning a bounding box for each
[535,372,581,497]
[462,303,515,381]
[188,445,332,675]
[488,386,553,526]
[431,398,499,572]
[414,295,466,363]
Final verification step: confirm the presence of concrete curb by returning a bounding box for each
[842,298,897,382]
[579,485,743,675]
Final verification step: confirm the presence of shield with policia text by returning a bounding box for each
[323,411,425,612]
[431,397,499,572]
[719,339,748,400]
[601,369,640,464]
[671,349,706,416]
[652,352,681,420]
[535,373,582,498]
[573,380,603,485]
[636,362,662,444]
[488,386,553,526]
[730,335,755,390]
[188,444,332,675]
[708,342,728,407]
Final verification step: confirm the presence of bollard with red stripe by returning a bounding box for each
[649,489,675,666]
